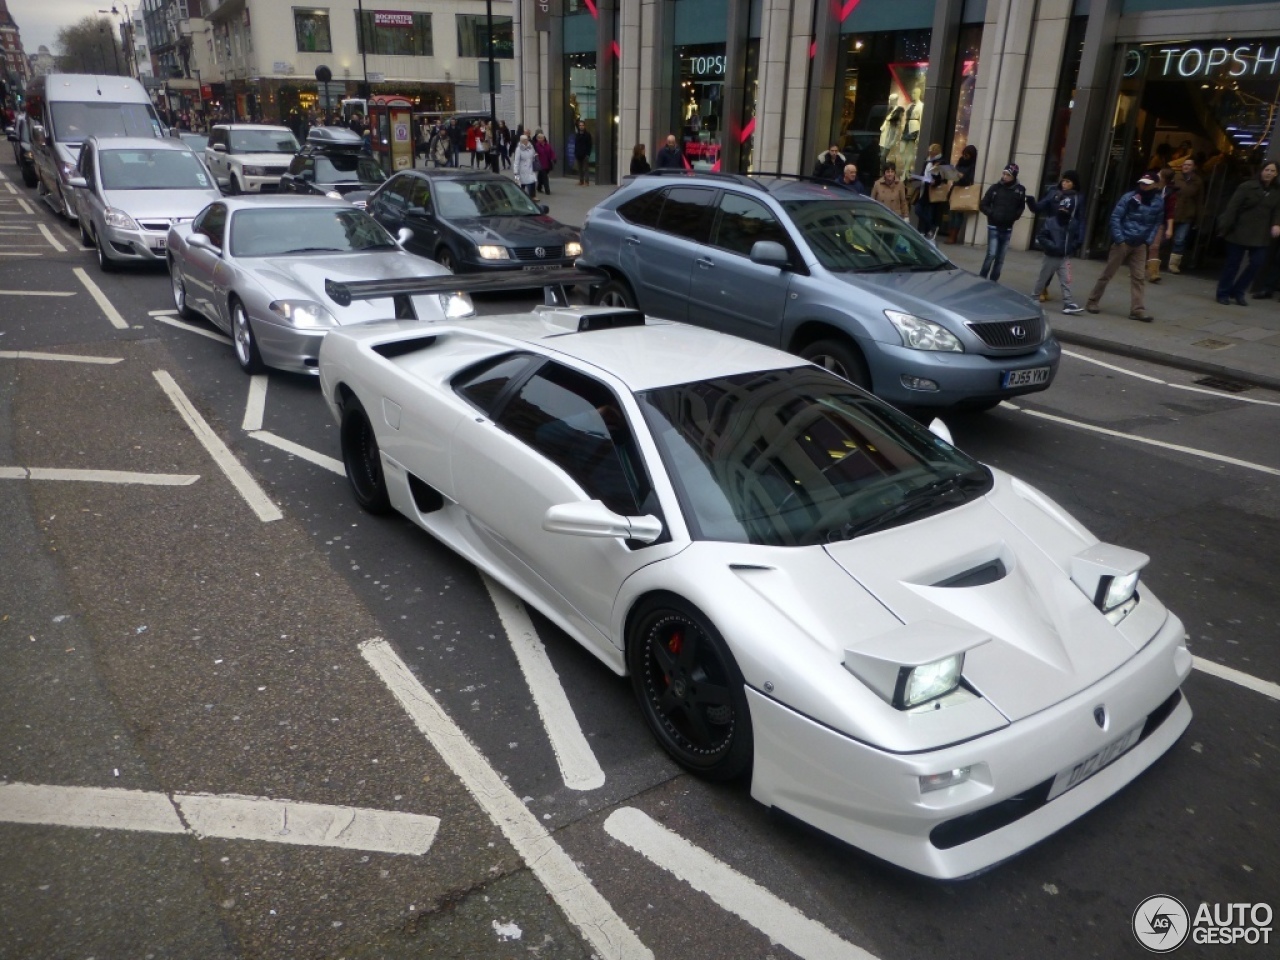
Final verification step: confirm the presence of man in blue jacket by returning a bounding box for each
[1086,173,1164,322]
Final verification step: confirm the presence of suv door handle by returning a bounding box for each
[695,257,714,268]
[625,236,639,246]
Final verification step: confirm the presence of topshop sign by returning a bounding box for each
[1151,42,1280,79]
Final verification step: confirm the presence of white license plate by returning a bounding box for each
[151,236,167,250]
[1002,366,1051,388]
[1046,723,1144,801]
[521,264,557,272]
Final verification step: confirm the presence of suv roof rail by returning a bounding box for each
[632,168,766,191]
[750,171,867,194]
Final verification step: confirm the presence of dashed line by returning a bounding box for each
[151,312,232,344]
[0,290,75,297]
[250,430,344,475]
[0,467,198,485]
[0,782,440,856]
[73,267,129,329]
[152,369,282,522]
[482,573,606,791]
[242,374,268,431]
[604,807,876,960]
[361,638,653,960]
[38,223,66,252]
[0,350,120,364]
[1193,657,1280,701]
[148,308,179,316]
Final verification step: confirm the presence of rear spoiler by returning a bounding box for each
[325,266,608,309]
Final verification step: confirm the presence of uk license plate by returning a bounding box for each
[1002,366,1050,389]
[522,263,556,272]
[151,236,167,251]
[1046,723,1144,801]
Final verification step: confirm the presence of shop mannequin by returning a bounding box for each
[880,91,903,164]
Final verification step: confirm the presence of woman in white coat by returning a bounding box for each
[512,134,539,200]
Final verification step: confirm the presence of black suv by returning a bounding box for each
[279,126,387,208]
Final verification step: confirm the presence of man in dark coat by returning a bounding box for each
[654,134,684,170]
[574,121,593,185]
[978,163,1026,282]
[813,145,845,180]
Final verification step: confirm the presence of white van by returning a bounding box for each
[26,74,165,220]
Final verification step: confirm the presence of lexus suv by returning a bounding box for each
[578,171,1060,411]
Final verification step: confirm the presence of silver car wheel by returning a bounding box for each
[595,278,636,309]
[95,231,117,273]
[170,263,191,318]
[231,299,265,374]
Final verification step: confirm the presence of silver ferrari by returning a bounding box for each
[166,196,474,374]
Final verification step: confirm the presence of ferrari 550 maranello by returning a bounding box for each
[317,273,1192,879]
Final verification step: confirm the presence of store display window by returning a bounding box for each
[674,43,727,170]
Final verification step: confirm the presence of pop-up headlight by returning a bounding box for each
[1070,543,1148,624]
[845,621,989,711]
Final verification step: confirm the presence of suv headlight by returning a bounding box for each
[243,165,265,177]
[886,310,963,352]
[269,300,337,328]
[477,244,509,260]
[103,207,141,231]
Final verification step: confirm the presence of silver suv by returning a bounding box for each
[579,172,1059,411]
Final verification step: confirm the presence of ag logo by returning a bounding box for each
[1133,895,1190,952]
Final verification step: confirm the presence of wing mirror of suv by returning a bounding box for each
[749,240,790,269]
[211,142,227,153]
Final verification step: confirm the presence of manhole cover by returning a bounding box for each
[1191,338,1235,350]
[1194,376,1252,393]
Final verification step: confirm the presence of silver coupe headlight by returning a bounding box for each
[477,244,509,260]
[437,292,475,318]
[897,653,964,709]
[886,310,963,352]
[269,300,338,328]
[103,207,140,231]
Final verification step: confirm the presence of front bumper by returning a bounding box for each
[102,224,173,263]
[748,610,1191,879]
[236,171,285,193]
[249,315,326,375]
[862,336,1062,408]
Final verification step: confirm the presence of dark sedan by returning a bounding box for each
[366,169,581,273]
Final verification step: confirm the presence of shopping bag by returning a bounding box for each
[929,182,951,203]
[948,184,980,212]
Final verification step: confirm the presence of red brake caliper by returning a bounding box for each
[664,628,683,685]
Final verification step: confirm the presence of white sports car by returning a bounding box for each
[317,275,1192,880]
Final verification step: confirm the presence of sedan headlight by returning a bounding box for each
[437,292,475,318]
[886,310,964,352]
[897,654,964,709]
[103,207,141,231]
[476,244,510,260]
[564,241,583,258]
[1070,543,1147,625]
[242,165,265,177]
[269,300,338,328]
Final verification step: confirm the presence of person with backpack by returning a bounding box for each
[1085,173,1165,322]
[1029,170,1085,314]
[978,163,1026,282]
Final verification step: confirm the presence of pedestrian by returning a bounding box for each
[498,120,512,169]
[1085,173,1164,322]
[813,144,845,180]
[630,143,651,175]
[654,134,683,170]
[871,163,909,219]
[533,130,556,194]
[836,163,867,195]
[1168,156,1204,274]
[513,134,539,200]
[978,162,1026,282]
[946,144,978,243]
[914,143,947,239]
[1147,166,1176,284]
[465,121,479,166]
[574,121,593,185]
[1029,170,1086,315]
[1214,160,1280,306]
[430,125,450,168]
[448,119,464,167]
[348,112,364,135]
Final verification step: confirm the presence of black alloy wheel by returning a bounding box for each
[340,397,392,514]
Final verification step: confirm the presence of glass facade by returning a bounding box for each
[356,12,434,57]
[674,43,727,170]
[293,8,332,54]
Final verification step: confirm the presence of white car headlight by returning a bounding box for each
[886,310,964,352]
[269,300,337,328]
[437,292,475,318]
[477,244,509,260]
[324,190,344,200]
[242,165,265,177]
[103,207,141,231]
[564,241,583,258]
[898,653,964,709]
[1070,543,1147,624]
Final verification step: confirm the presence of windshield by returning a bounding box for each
[229,207,397,257]
[99,148,214,191]
[229,129,299,154]
[639,367,991,546]
[782,198,949,273]
[316,154,387,185]
[51,102,162,145]
[435,178,542,218]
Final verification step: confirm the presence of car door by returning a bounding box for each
[368,174,413,236]
[624,186,715,322]
[449,359,677,652]
[70,142,94,224]
[686,191,795,344]
[182,203,227,324]
[204,129,228,187]
[401,176,441,254]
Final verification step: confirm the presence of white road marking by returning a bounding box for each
[0,290,75,296]
[0,782,440,856]
[1063,348,1280,406]
[38,223,66,252]
[73,267,129,330]
[0,467,198,485]
[0,252,40,257]
[3,183,13,195]
[250,430,344,475]
[17,198,33,215]
[152,370,282,522]
[149,308,179,316]
[482,574,606,791]
[0,350,120,363]
[242,374,268,430]
[1019,409,1280,477]
[361,638,653,960]
[604,807,876,960]
[1166,381,1280,407]
[151,312,233,344]
[1193,657,1280,701]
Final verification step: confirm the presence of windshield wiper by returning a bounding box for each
[828,472,987,542]
[280,247,345,254]
[851,263,900,273]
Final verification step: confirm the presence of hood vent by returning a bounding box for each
[933,559,1007,589]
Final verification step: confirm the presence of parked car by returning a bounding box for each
[6,113,39,187]
[317,275,1191,880]
[165,196,473,374]
[366,168,582,273]
[278,125,386,207]
[203,123,299,194]
[579,171,1061,411]
[67,137,221,272]
[170,129,209,154]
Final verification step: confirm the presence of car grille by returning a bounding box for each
[511,245,566,262]
[967,316,1045,350]
[138,218,190,232]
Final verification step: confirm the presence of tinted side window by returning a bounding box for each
[195,204,227,248]
[655,187,715,243]
[287,155,306,175]
[712,193,790,256]
[454,353,538,415]
[616,188,664,228]
[407,177,432,210]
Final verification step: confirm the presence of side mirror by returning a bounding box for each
[211,142,227,153]
[67,176,89,190]
[405,205,427,217]
[32,125,46,146]
[396,227,413,245]
[187,233,216,252]
[749,240,790,269]
[542,501,663,544]
[5,128,15,142]
[927,418,953,446]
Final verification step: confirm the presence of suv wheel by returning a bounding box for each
[594,278,636,309]
[228,174,242,195]
[800,338,871,390]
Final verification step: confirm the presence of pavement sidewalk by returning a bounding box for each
[540,175,1280,392]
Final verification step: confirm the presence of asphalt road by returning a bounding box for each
[1,153,1277,960]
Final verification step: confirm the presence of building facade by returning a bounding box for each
[513,0,1280,255]
[0,0,31,106]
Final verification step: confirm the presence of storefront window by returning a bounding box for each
[738,38,760,173]
[832,30,931,183]
[947,25,982,165]
[566,52,597,171]
[456,14,513,59]
[674,43,727,171]
[293,9,332,54]
[357,11,433,57]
